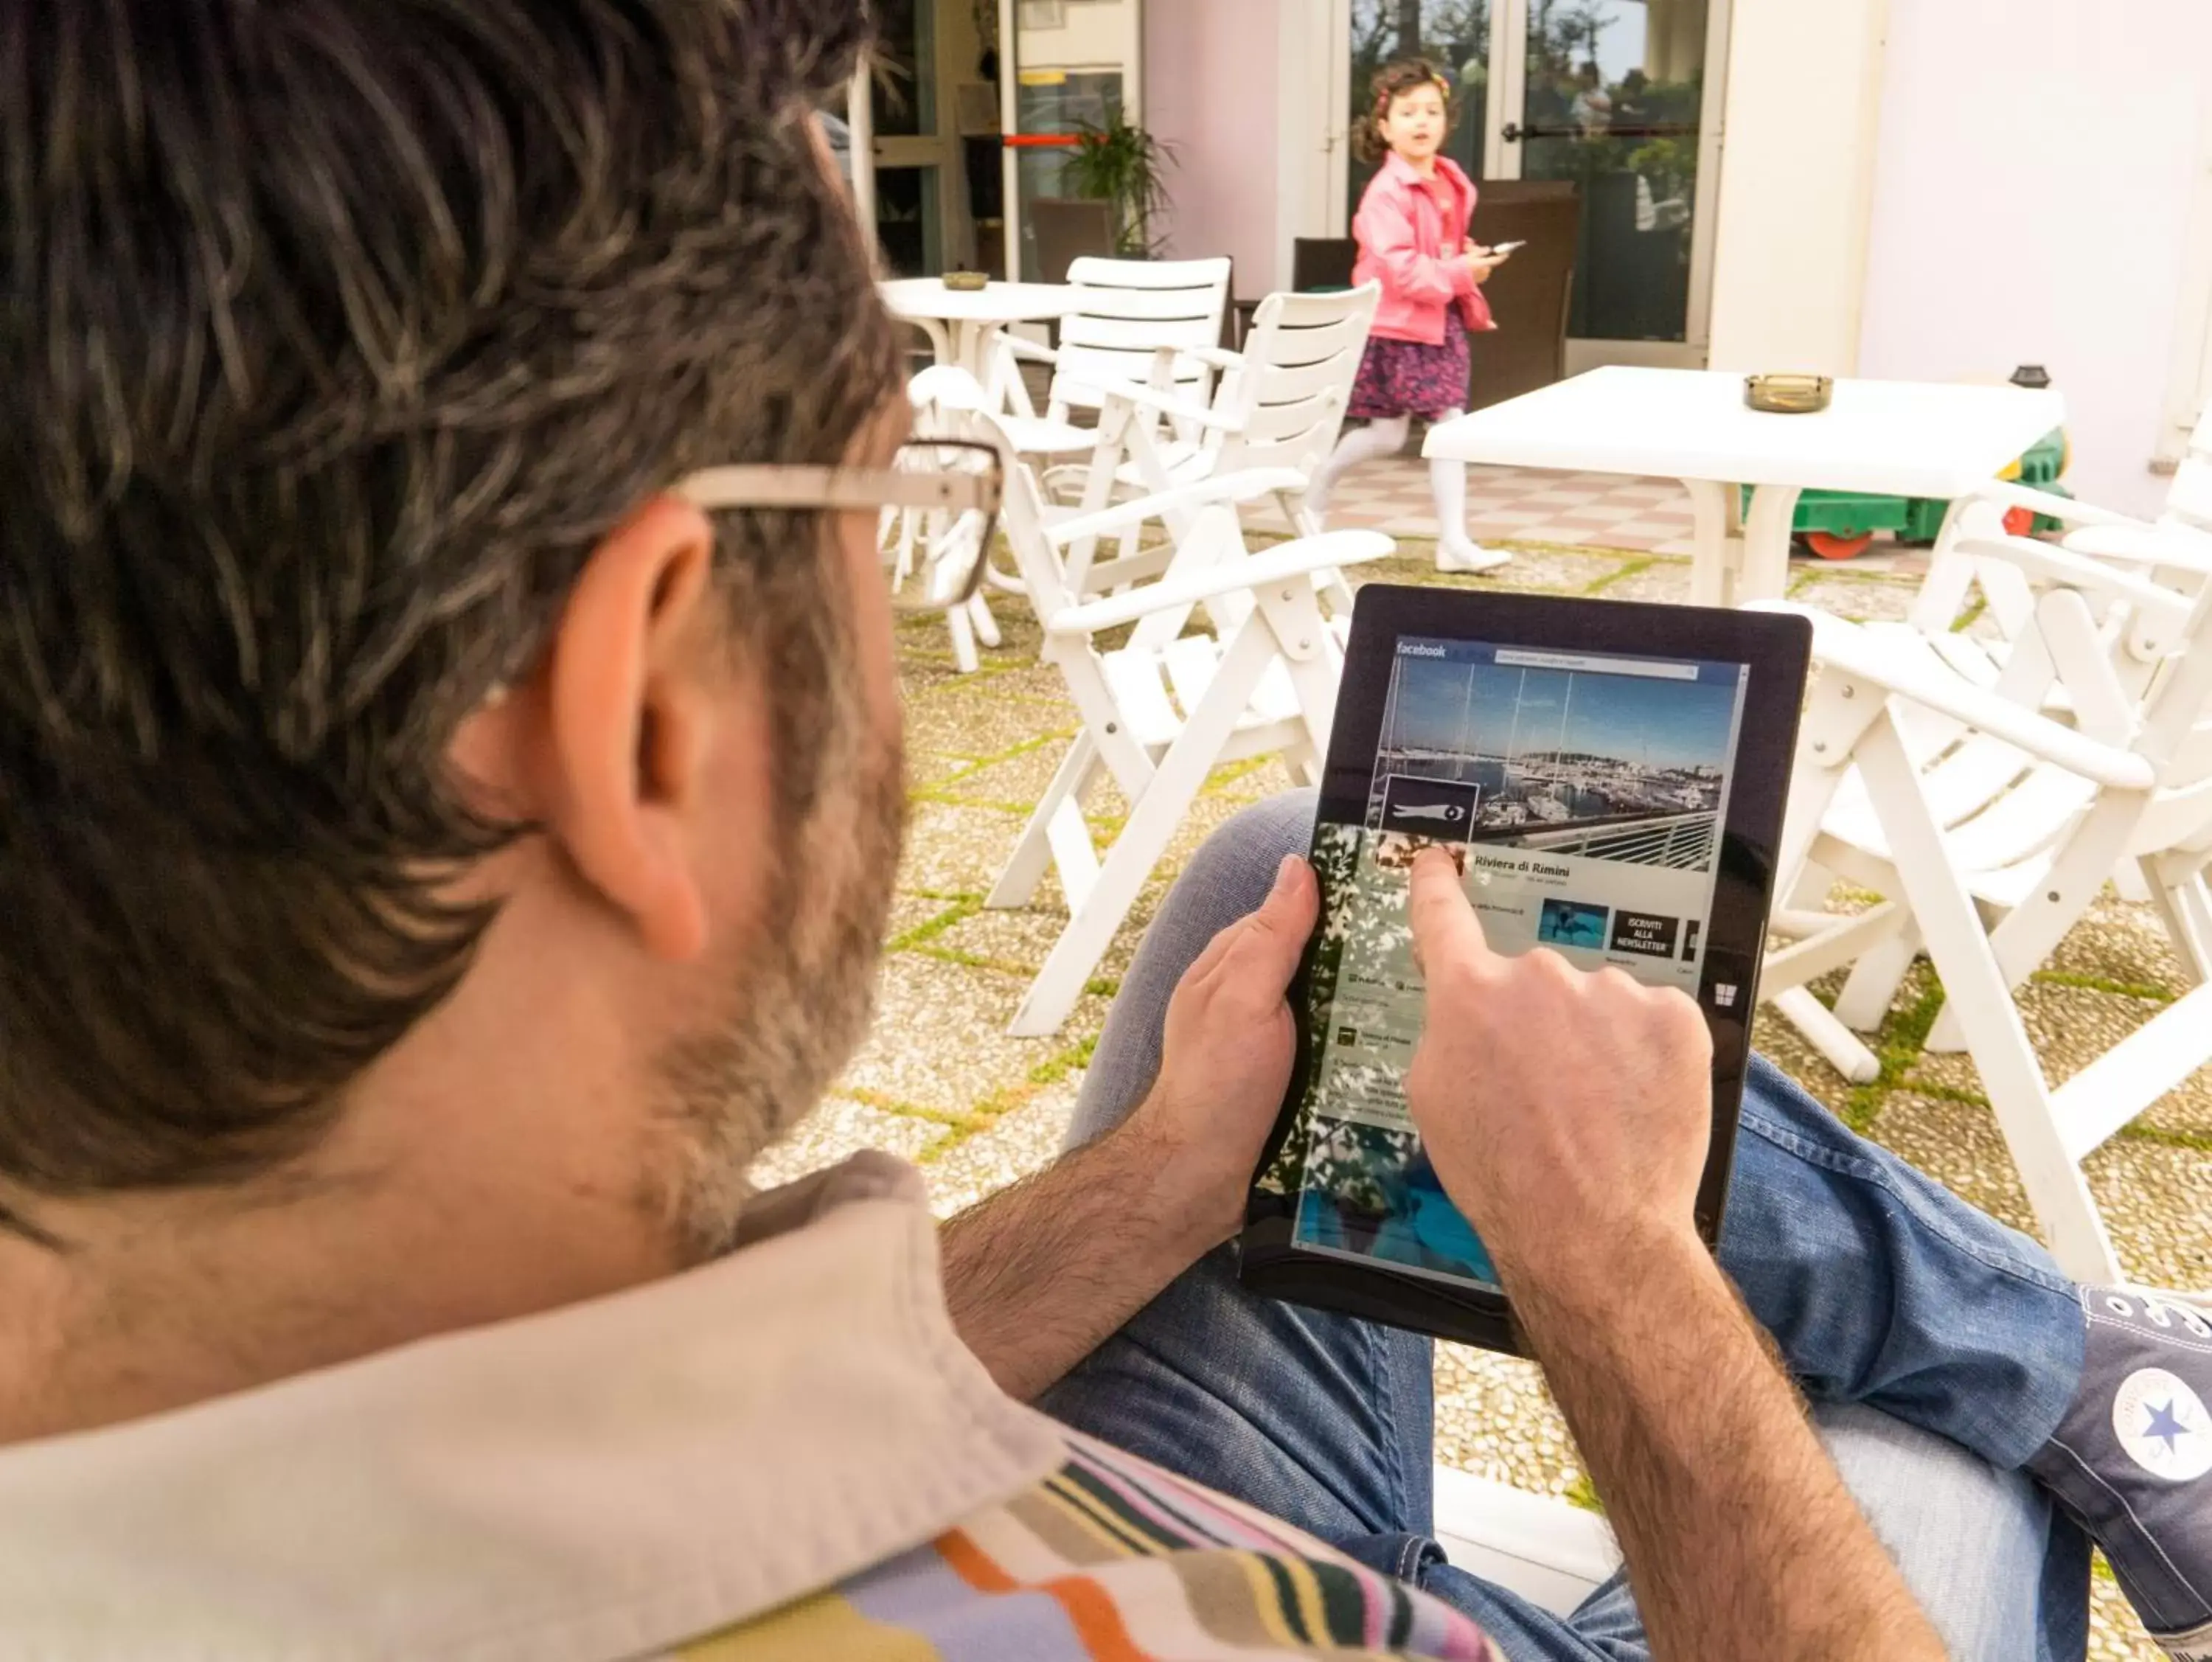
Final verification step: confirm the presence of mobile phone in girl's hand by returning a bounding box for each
[1486,240,1526,257]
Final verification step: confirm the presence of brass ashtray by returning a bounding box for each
[942,270,989,293]
[1745,373,1832,414]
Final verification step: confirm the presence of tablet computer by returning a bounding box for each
[1237,586,1812,1356]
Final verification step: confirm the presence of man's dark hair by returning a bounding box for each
[0,1,903,1214]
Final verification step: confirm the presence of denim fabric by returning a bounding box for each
[1042,790,2093,1661]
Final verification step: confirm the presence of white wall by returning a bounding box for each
[1857,0,2212,516]
[1704,0,1889,378]
[1143,0,1282,288]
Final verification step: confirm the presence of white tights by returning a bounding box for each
[1309,412,1477,552]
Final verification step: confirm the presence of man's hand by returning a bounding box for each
[940,854,1316,1401]
[1400,849,1943,1660]
[1127,853,1318,1250]
[1403,847,1711,1300]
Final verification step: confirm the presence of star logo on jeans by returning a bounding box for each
[2113,1369,2212,1482]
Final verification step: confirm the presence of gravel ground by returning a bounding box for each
[751,537,2204,1658]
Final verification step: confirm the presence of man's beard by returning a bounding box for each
[647,594,907,1261]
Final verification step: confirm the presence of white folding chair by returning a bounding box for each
[1754,522,2212,1287]
[2049,405,2212,566]
[992,257,1233,470]
[1775,476,2212,1041]
[1051,285,1382,598]
[957,411,1393,1036]
[1908,406,2212,664]
[1429,1404,2045,1627]
[1432,1467,1618,1616]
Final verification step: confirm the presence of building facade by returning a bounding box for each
[850,1,2212,517]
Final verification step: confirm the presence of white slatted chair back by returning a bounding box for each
[1033,285,1377,602]
[1043,257,1232,419]
[2101,555,2212,853]
[1840,520,2212,885]
[1907,473,2212,736]
[1207,284,1381,487]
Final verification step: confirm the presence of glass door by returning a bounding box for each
[1503,0,1728,360]
[1334,0,1728,367]
[867,0,947,277]
[1344,1,1499,224]
[849,0,1004,277]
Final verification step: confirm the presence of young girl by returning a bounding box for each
[1309,60,1511,574]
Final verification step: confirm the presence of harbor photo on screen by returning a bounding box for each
[1373,642,1742,873]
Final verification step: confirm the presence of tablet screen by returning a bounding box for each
[1255,633,1753,1297]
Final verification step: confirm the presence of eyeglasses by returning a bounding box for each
[677,436,1005,613]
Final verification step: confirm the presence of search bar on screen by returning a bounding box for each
[1494,649,1701,681]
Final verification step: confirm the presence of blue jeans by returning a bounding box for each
[1039,792,2094,1662]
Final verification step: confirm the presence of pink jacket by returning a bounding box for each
[1352,152,1495,344]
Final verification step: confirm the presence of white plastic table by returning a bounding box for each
[1423,367,2067,607]
[880,278,1080,389]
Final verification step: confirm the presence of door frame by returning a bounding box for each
[1312,0,1732,370]
[1276,0,1340,294]
[847,66,878,257]
[1323,10,1352,229]
[1680,0,1734,361]
[1484,7,1524,185]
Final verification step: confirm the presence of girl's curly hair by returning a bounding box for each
[1352,58,1456,165]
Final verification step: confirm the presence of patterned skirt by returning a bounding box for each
[1348,330,1472,422]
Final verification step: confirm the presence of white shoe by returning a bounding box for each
[1436,538,1512,574]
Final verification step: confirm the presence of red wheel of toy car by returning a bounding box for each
[1804,531,1874,560]
[2003,506,2036,538]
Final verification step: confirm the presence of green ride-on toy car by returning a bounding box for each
[1759,367,2072,560]
[1775,427,2071,560]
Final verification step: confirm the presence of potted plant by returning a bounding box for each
[1062,114,1177,257]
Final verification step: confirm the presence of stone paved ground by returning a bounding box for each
[753,535,2211,1659]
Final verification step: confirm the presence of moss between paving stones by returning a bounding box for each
[747,1097,942,1192]
[1575,560,1697,606]
[924,1078,1089,1218]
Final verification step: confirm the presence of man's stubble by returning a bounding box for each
[650,572,908,1261]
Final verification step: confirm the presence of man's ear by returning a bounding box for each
[538,492,727,963]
